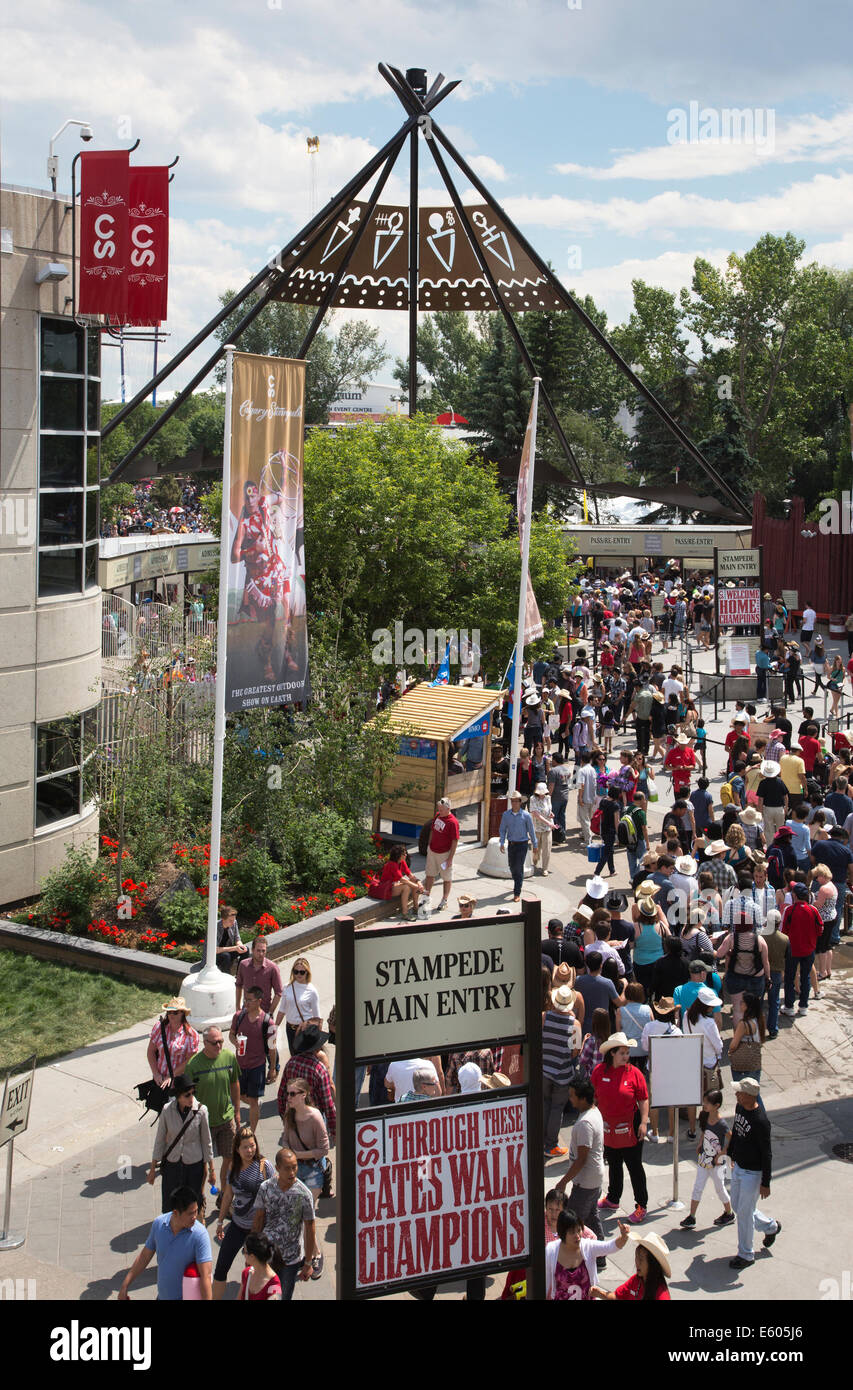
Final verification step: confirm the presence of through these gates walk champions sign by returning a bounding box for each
[335,905,546,1299]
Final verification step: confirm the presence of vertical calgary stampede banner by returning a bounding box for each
[225,353,310,711]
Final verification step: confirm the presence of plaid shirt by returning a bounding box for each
[279,1055,336,1144]
[149,1020,200,1080]
[704,858,738,898]
[721,893,764,929]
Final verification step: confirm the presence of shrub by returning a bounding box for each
[277,810,373,892]
[158,888,208,942]
[224,845,283,922]
[38,848,103,932]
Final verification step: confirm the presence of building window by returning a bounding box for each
[38,317,100,598]
[35,710,97,830]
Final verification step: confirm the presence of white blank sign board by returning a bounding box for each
[649,1033,705,1108]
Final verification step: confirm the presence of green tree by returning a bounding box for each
[301,415,573,674]
[680,234,853,507]
[393,309,488,417]
[100,482,135,524]
[213,294,388,423]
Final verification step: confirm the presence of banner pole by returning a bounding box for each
[180,346,237,1026]
[205,344,236,972]
[509,380,540,790]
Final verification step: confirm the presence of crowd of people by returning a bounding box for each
[101,480,208,538]
[121,565,851,1301]
[123,934,335,1301]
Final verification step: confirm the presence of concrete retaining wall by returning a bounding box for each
[0,892,396,988]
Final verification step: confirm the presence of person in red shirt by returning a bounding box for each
[798,729,821,775]
[664,734,697,796]
[422,796,460,913]
[592,1231,671,1300]
[591,1034,650,1224]
[780,883,823,1014]
[369,845,425,920]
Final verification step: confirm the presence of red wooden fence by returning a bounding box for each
[752,493,853,616]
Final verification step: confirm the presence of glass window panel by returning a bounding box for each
[86,329,100,380]
[87,380,100,432]
[39,492,83,548]
[86,444,99,486]
[37,720,79,776]
[40,434,85,488]
[85,490,99,542]
[41,377,84,431]
[36,772,81,828]
[85,542,99,588]
[38,547,82,597]
[41,319,84,375]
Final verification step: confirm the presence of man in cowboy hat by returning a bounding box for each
[664,732,697,797]
[728,1079,780,1270]
[452,894,477,920]
[757,760,788,841]
[543,984,581,1156]
[499,790,537,902]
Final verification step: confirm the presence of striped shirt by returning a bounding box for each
[542,1011,577,1086]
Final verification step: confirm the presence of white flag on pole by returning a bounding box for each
[517,393,544,643]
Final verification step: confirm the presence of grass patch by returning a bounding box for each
[0,950,166,1069]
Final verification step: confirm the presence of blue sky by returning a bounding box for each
[3,0,852,401]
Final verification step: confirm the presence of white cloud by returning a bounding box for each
[559,248,733,331]
[504,171,853,237]
[554,107,853,182]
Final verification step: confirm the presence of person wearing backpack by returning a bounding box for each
[229,987,279,1132]
[620,792,650,881]
[715,893,771,1026]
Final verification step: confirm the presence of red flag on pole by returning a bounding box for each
[78,150,129,319]
[125,166,169,326]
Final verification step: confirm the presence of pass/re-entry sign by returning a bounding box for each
[0,1055,36,1149]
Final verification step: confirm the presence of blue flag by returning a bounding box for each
[430,642,451,686]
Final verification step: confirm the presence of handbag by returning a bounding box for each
[646,777,659,803]
[135,1018,176,1119]
[728,1024,761,1074]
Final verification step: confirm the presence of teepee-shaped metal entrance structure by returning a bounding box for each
[103,63,750,521]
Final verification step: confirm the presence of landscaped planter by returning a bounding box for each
[0,890,398,990]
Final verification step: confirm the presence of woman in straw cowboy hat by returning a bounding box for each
[591,1033,650,1224]
[146,997,200,1093]
[631,883,669,1000]
[591,1230,671,1300]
